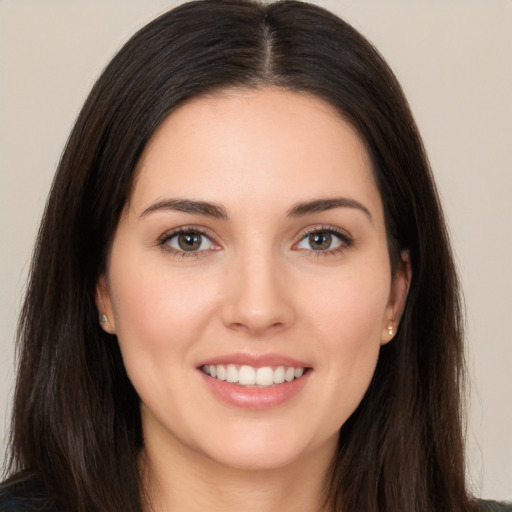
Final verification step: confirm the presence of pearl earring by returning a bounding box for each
[99,314,108,326]
[387,325,393,336]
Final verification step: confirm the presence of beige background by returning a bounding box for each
[1,0,511,500]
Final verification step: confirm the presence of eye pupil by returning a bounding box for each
[178,232,201,251]
[309,232,332,250]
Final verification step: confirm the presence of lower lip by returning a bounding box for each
[198,370,311,409]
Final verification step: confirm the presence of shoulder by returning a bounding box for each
[0,478,54,512]
[477,500,512,512]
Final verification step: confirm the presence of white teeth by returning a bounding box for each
[226,364,238,383]
[202,364,307,387]
[274,366,285,384]
[216,365,226,381]
[255,367,274,386]
[239,365,256,385]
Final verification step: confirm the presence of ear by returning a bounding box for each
[96,274,116,334]
[381,251,411,345]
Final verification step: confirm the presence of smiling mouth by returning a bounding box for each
[201,364,307,387]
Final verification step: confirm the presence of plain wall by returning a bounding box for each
[1,0,511,500]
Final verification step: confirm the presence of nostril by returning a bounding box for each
[220,278,296,334]
[227,319,288,335]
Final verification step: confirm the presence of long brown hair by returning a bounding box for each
[4,1,473,510]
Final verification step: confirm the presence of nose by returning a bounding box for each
[221,247,296,336]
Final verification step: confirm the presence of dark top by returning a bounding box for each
[479,502,512,512]
[0,480,50,512]
[1,479,511,511]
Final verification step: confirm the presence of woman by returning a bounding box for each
[0,1,509,511]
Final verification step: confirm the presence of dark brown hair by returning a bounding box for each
[4,1,474,511]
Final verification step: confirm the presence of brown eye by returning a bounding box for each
[308,232,332,251]
[296,229,349,252]
[165,230,214,252]
[178,232,202,251]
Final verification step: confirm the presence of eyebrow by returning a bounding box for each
[140,198,228,219]
[287,197,372,221]
[139,196,372,222]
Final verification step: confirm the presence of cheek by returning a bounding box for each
[305,266,390,345]
[301,264,390,415]
[107,257,220,382]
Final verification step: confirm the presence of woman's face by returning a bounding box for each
[98,88,409,473]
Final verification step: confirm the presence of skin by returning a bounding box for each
[97,88,410,512]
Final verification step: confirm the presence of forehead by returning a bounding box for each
[130,87,382,220]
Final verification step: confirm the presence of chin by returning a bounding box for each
[194,424,337,473]
[204,443,309,472]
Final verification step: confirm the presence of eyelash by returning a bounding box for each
[157,225,354,258]
[295,225,354,257]
[158,226,218,258]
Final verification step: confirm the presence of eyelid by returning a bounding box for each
[157,225,221,256]
[293,225,354,253]
[156,224,353,257]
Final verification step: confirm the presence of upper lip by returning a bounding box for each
[196,352,311,369]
